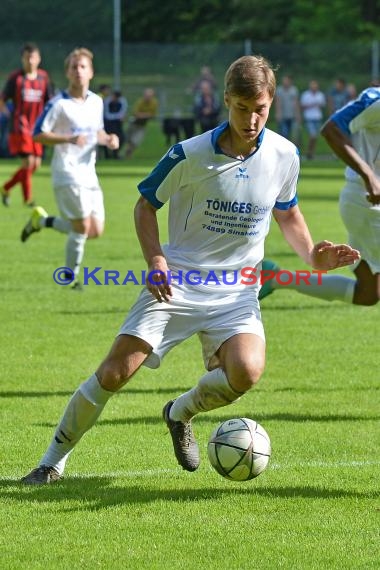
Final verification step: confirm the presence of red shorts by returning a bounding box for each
[8,133,43,157]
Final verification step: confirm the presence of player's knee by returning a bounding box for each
[245,363,265,387]
[96,359,129,391]
[229,358,265,391]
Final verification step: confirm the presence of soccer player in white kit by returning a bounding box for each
[20,48,119,288]
[21,55,359,484]
[260,86,380,305]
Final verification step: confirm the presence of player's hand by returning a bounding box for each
[146,258,173,303]
[107,134,119,150]
[311,241,360,270]
[364,173,380,205]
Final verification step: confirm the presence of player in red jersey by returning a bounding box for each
[0,42,53,206]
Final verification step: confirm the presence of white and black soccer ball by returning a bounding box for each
[207,418,271,481]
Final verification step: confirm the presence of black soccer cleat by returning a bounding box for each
[21,465,61,485]
[162,400,200,472]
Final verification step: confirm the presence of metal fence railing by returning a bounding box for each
[0,40,378,118]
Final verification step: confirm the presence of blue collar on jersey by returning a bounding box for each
[211,120,265,159]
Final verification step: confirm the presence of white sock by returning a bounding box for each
[52,218,71,233]
[66,231,87,279]
[273,272,355,303]
[170,368,242,422]
[39,374,113,475]
[39,217,71,233]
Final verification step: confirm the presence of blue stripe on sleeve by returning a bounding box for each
[274,194,298,210]
[33,90,69,136]
[137,143,186,208]
[330,88,380,134]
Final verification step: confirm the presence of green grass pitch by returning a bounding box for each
[0,126,379,569]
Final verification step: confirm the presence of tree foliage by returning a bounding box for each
[124,0,380,43]
[1,0,380,43]
[1,0,113,42]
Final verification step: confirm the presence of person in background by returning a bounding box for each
[300,79,326,159]
[275,74,301,144]
[124,88,158,158]
[327,78,351,115]
[0,42,53,206]
[103,90,128,159]
[98,84,111,100]
[193,79,221,133]
[19,47,119,290]
[347,83,357,101]
[191,65,218,95]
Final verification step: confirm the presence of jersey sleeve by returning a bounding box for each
[330,87,380,135]
[274,151,299,210]
[137,143,186,209]
[33,95,63,135]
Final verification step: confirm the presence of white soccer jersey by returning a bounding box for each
[300,90,326,120]
[331,87,380,190]
[34,90,104,188]
[138,121,299,288]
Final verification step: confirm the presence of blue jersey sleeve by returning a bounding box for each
[330,88,380,135]
[274,194,298,210]
[33,91,68,136]
[137,143,186,208]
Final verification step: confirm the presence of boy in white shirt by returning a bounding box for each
[20,47,119,288]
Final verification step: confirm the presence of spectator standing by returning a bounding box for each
[191,65,218,95]
[193,80,221,133]
[347,83,357,101]
[0,42,53,206]
[327,78,351,114]
[125,88,159,158]
[300,80,326,159]
[98,84,111,101]
[103,90,128,159]
[275,74,301,143]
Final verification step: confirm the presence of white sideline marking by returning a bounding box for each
[78,459,380,479]
[269,459,380,470]
[3,460,379,482]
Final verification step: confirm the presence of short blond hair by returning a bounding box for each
[224,55,276,99]
[64,47,94,71]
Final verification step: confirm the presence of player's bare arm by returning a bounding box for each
[274,206,360,270]
[134,196,172,302]
[321,120,380,204]
[34,131,88,146]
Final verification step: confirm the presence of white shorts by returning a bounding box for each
[339,183,380,273]
[54,184,105,222]
[118,282,265,370]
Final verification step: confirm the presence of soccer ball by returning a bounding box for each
[207,418,271,481]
